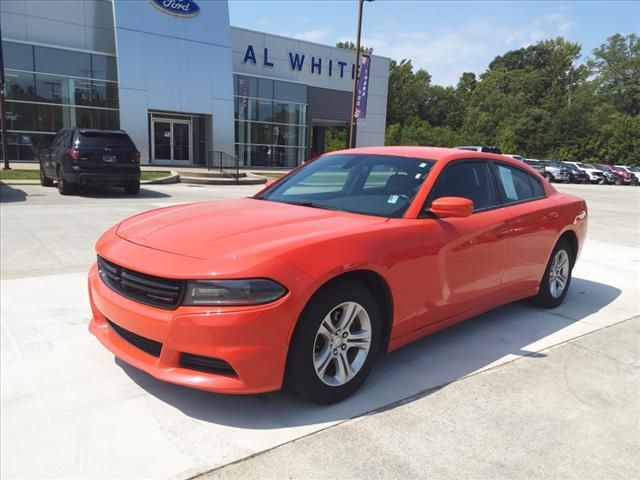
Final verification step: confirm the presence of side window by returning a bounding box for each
[495,163,545,203]
[427,161,496,212]
[50,133,63,148]
[62,131,73,148]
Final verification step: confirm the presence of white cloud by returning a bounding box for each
[294,28,331,43]
[362,13,575,86]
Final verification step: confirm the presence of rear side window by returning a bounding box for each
[427,161,496,212]
[494,163,544,203]
[77,131,135,150]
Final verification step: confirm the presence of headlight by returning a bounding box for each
[183,279,287,306]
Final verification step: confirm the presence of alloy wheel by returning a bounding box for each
[549,249,570,298]
[313,301,372,387]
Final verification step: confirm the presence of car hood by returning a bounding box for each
[116,198,387,260]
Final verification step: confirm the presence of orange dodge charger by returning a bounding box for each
[89,146,588,403]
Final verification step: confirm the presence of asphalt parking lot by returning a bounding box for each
[1,181,639,479]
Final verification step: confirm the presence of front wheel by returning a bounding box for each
[533,239,573,309]
[614,176,622,186]
[40,164,53,186]
[286,280,382,404]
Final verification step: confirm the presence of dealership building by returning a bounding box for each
[0,0,390,167]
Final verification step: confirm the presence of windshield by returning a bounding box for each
[257,153,435,218]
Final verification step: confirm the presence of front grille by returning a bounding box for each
[107,319,162,357]
[98,256,184,309]
[180,353,236,376]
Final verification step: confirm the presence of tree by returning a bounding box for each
[589,34,640,116]
[335,41,374,55]
[386,59,431,125]
[382,33,638,162]
[324,127,348,152]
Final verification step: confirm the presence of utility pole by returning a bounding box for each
[0,24,10,170]
[348,0,366,149]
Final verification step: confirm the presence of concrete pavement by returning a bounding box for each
[1,182,638,479]
[202,316,640,480]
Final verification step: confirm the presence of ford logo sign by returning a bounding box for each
[149,0,200,17]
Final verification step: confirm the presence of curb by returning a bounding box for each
[0,180,40,185]
[141,171,179,184]
[2,172,179,186]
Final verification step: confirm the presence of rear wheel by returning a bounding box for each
[39,164,53,186]
[614,176,622,186]
[287,280,382,404]
[544,172,553,182]
[57,167,75,195]
[533,239,573,309]
[124,182,140,195]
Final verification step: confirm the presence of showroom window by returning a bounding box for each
[2,41,120,161]
[234,74,308,168]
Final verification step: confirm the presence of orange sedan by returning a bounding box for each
[89,147,588,403]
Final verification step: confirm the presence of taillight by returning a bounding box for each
[132,151,140,162]
[67,148,81,161]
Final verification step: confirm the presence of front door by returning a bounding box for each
[415,160,509,329]
[152,119,191,164]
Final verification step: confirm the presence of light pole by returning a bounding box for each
[348,0,373,149]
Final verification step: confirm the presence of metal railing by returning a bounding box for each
[207,150,240,184]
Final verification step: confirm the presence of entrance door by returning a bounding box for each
[152,119,192,164]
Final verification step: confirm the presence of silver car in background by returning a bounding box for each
[539,160,570,183]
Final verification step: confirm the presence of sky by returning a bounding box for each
[228,0,640,86]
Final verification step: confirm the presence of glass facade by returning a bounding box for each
[234,74,307,167]
[1,41,119,161]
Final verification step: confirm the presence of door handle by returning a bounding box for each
[543,212,559,221]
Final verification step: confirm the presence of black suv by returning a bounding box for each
[40,128,141,195]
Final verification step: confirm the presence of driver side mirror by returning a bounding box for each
[430,197,474,218]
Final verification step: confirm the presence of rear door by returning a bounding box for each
[41,132,62,175]
[491,161,559,293]
[415,159,510,329]
[76,131,138,173]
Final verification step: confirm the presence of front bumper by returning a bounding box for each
[88,263,291,394]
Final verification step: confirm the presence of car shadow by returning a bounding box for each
[0,183,28,203]
[71,185,171,199]
[117,277,620,429]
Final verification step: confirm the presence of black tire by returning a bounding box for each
[544,172,553,182]
[286,279,382,404]
[39,164,53,186]
[614,176,622,186]
[533,239,573,309]
[57,167,75,195]
[124,182,140,195]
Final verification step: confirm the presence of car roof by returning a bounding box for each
[76,128,127,134]
[324,146,512,163]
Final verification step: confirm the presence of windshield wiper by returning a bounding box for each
[285,201,339,211]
